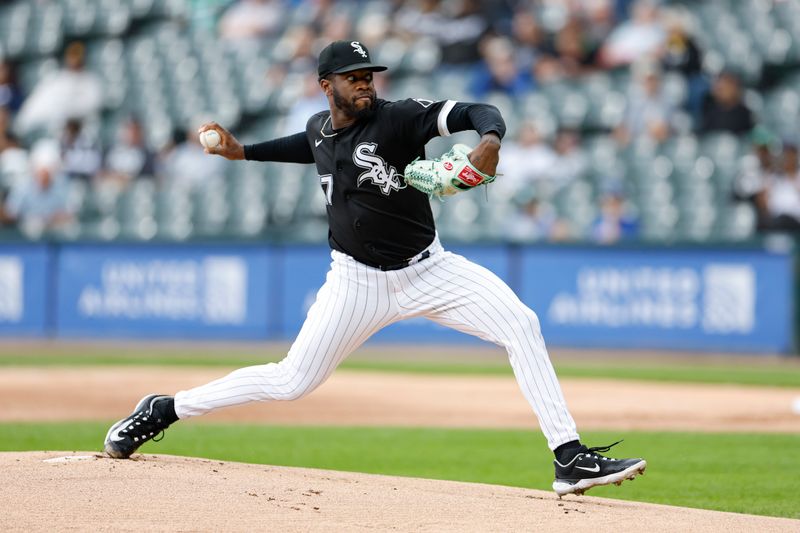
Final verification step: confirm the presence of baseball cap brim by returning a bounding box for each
[329,62,388,75]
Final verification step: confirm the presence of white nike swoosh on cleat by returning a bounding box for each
[104,395,158,445]
[315,138,323,147]
[553,460,647,497]
[108,423,128,442]
[575,463,600,472]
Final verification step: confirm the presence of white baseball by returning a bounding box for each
[200,129,221,149]
[792,396,800,415]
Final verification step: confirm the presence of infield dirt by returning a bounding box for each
[1,367,798,432]
[3,353,800,531]
[3,451,799,532]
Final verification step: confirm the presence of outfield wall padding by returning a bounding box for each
[0,241,793,353]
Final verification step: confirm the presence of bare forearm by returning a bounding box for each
[469,133,501,176]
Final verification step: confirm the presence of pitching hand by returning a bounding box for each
[198,122,245,160]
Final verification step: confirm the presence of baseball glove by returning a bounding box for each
[404,144,496,197]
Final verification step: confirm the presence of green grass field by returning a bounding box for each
[1,345,799,519]
[1,423,798,519]
[2,348,800,387]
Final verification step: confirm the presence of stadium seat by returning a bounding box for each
[116,180,157,240]
[714,202,757,240]
[2,0,798,246]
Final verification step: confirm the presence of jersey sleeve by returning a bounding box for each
[387,99,459,146]
[388,99,506,145]
[445,101,506,140]
[243,132,314,163]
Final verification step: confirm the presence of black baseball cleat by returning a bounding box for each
[552,440,646,497]
[104,394,175,459]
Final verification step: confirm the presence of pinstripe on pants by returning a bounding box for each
[174,237,580,450]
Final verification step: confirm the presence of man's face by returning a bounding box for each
[34,167,54,189]
[325,69,377,120]
[714,75,739,105]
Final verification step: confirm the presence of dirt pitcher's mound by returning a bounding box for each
[2,452,796,532]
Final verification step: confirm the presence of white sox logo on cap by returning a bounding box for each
[317,40,387,78]
[351,41,367,58]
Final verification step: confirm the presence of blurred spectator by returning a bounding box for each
[614,61,673,145]
[583,0,617,46]
[101,116,157,188]
[395,0,488,66]
[0,132,29,198]
[504,188,564,242]
[2,139,75,235]
[551,128,588,184]
[272,25,318,73]
[700,71,754,134]
[551,16,600,79]
[0,129,28,226]
[532,15,600,83]
[598,0,665,68]
[291,0,336,29]
[658,12,706,120]
[470,36,534,99]
[591,183,640,243]
[510,9,547,69]
[14,41,103,135]
[0,106,11,149]
[755,142,800,232]
[440,0,493,65]
[356,11,393,51]
[613,0,638,21]
[0,60,24,114]
[282,73,329,135]
[733,126,775,209]
[395,0,442,39]
[319,10,354,43]
[218,0,283,45]
[158,126,227,191]
[60,119,102,182]
[496,121,559,194]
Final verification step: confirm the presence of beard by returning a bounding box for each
[332,86,376,120]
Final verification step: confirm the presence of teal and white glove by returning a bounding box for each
[403,144,496,197]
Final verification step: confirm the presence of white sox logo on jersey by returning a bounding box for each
[353,142,406,195]
[351,41,367,58]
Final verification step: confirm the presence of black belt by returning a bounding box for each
[378,250,431,271]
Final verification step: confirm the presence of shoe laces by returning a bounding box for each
[583,439,623,461]
[587,439,623,454]
[124,404,168,440]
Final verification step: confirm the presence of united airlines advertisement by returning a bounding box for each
[0,243,793,352]
[520,247,793,353]
[0,244,50,336]
[55,245,273,339]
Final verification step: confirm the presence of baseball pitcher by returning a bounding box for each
[103,40,646,497]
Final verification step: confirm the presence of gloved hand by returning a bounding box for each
[403,144,496,197]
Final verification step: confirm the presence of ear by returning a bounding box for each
[320,78,333,96]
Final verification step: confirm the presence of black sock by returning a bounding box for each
[554,440,582,464]
[159,397,179,425]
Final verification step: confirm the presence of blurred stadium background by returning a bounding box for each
[0,0,798,353]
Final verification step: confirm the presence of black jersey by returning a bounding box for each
[245,98,505,268]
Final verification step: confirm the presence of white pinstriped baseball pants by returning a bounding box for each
[174,237,580,450]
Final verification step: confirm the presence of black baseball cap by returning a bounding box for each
[317,40,387,79]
